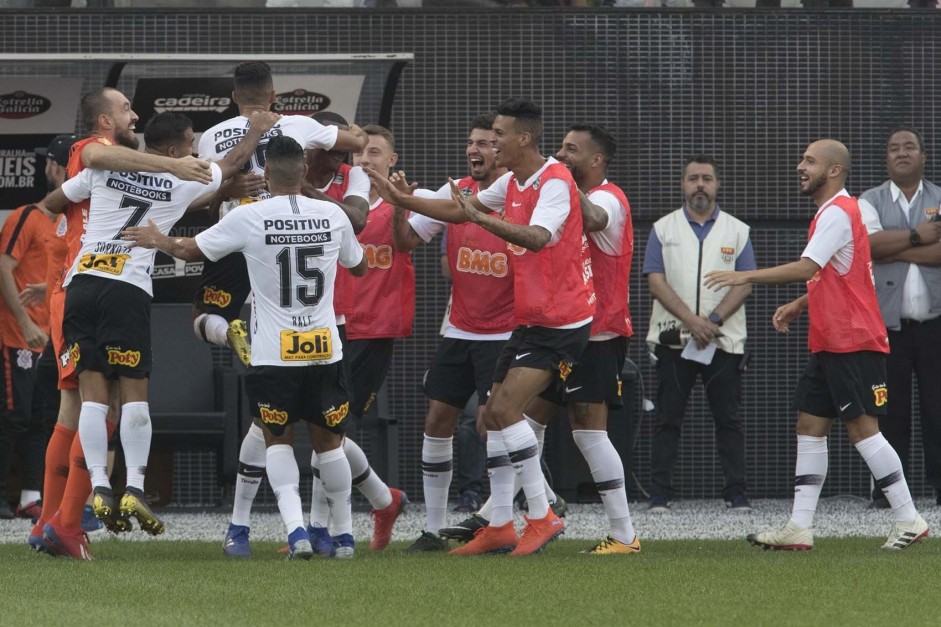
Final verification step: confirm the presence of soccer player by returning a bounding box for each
[223,113,396,559]
[125,136,367,560]
[521,123,638,555]
[367,98,595,556]
[705,139,929,551]
[41,109,276,558]
[386,115,514,552]
[34,88,215,559]
[193,61,367,366]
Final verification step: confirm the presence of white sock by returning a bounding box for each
[486,431,515,526]
[20,490,40,505]
[78,402,111,490]
[266,444,303,534]
[856,433,917,522]
[345,437,392,510]
[309,451,330,529]
[502,420,549,518]
[789,435,828,529]
[120,402,152,492]
[525,414,557,504]
[193,313,230,347]
[231,423,266,527]
[422,434,453,534]
[319,446,353,537]
[572,430,634,544]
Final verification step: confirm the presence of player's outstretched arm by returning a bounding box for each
[216,111,281,180]
[82,143,213,184]
[333,123,369,153]
[451,179,549,251]
[348,253,368,278]
[123,219,204,262]
[300,186,369,234]
[363,166,470,223]
[42,189,70,214]
[704,258,820,290]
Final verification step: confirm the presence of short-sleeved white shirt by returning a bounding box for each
[474,158,572,246]
[195,194,363,366]
[801,189,854,276]
[61,163,223,295]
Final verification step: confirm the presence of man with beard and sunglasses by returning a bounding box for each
[706,139,928,551]
[858,127,941,510]
[643,155,755,513]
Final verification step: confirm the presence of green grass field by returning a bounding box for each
[1,538,936,626]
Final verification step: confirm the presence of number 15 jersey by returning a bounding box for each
[195,194,364,367]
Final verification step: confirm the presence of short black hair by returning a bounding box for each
[568,123,616,163]
[265,135,305,187]
[313,111,349,128]
[887,125,925,153]
[143,112,192,151]
[495,98,542,142]
[233,62,273,104]
[683,155,720,180]
[469,114,495,133]
[80,87,116,134]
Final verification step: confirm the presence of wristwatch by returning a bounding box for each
[708,312,724,326]
[910,229,921,246]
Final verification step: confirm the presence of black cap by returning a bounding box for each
[36,134,79,167]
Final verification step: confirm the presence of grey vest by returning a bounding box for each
[859,179,941,330]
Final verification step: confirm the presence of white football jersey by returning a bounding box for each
[61,164,223,296]
[195,194,363,367]
[199,115,340,218]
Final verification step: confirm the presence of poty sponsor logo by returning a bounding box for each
[720,246,736,263]
[107,349,141,367]
[259,406,289,426]
[203,287,232,308]
[153,94,231,114]
[456,247,508,277]
[926,207,938,218]
[323,402,349,428]
[69,343,80,365]
[0,91,51,119]
[273,89,331,116]
[872,384,888,407]
[558,360,572,381]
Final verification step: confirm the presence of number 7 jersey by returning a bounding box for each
[61,164,223,296]
[195,194,364,366]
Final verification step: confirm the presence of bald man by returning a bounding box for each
[705,139,928,551]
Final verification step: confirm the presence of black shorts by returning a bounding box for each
[539,336,627,408]
[424,337,506,409]
[63,275,152,379]
[794,350,888,420]
[193,253,251,322]
[492,323,592,385]
[244,361,351,437]
[346,338,395,417]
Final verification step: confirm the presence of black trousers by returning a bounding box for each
[0,346,52,494]
[881,319,941,493]
[650,345,746,500]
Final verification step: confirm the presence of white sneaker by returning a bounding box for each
[881,514,929,551]
[747,521,813,551]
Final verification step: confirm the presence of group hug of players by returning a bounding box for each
[22,59,638,560]
[23,59,927,562]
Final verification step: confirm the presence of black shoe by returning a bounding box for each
[92,487,132,533]
[452,491,482,514]
[404,531,448,553]
[0,500,13,520]
[725,492,753,512]
[550,495,568,518]
[438,513,489,543]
